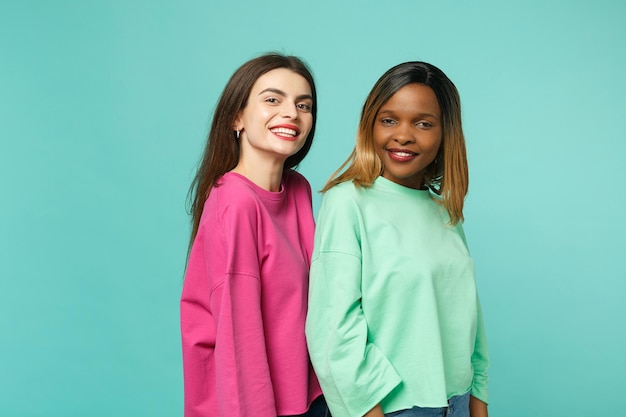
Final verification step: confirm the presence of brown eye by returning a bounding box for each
[297,103,312,112]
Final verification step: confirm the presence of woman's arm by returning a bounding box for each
[470,296,490,406]
[306,188,401,417]
[181,194,275,417]
[470,395,488,417]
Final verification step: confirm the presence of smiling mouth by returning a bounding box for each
[391,151,415,157]
[270,127,299,138]
[387,149,418,162]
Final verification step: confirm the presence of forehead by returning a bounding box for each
[379,83,440,114]
[251,68,312,95]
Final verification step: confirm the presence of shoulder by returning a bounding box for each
[314,181,364,251]
[327,179,359,193]
[283,169,311,190]
[322,180,369,206]
[203,174,262,223]
[212,173,261,203]
[283,169,313,203]
[318,180,368,222]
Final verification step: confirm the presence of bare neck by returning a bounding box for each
[231,158,284,192]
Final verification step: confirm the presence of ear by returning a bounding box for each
[232,112,244,132]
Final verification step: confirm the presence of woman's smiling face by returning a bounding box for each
[235,68,314,165]
[373,83,442,189]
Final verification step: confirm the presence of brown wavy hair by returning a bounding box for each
[323,61,468,225]
[187,53,317,251]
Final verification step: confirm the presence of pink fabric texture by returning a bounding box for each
[181,170,321,417]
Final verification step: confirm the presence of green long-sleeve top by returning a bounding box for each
[305,176,489,417]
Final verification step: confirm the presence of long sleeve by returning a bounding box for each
[211,273,275,416]
[181,191,276,417]
[460,226,489,404]
[306,188,401,417]
[470,297,489,403]
[180,249,217,416]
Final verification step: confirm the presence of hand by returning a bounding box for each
[363,403,385,417]
[469,395,488,417]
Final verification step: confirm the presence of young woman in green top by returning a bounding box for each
[306,62,489,417]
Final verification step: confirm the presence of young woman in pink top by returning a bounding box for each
[181,54,327,417]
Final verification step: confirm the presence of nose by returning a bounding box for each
[281,100,299,119]
[393,122,415,145]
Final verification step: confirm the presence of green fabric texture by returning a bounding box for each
[306,176,489,417]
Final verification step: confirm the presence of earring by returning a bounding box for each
[236,129,240,139]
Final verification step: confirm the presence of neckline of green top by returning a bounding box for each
[374,176,433,199]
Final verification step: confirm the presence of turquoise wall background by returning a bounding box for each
[2,1,625,416]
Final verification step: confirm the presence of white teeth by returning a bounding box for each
[271,127,297,136]
[392,151,413,157]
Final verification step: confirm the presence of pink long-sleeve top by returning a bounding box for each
[181,170,322,417]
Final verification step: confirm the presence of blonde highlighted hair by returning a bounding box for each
[323,61,468,225]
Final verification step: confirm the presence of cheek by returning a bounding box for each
[302,114,314,132]
[428,132,443,153]
[247,106,273,124]
[372,127,385,147]
[433,139,443,153]
[373,141,386,160]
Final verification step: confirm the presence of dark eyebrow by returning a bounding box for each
[258,88,312,101]
[378,109,439,119]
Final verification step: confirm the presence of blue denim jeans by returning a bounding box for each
[280,395,330,417]
[384,391,470,417]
